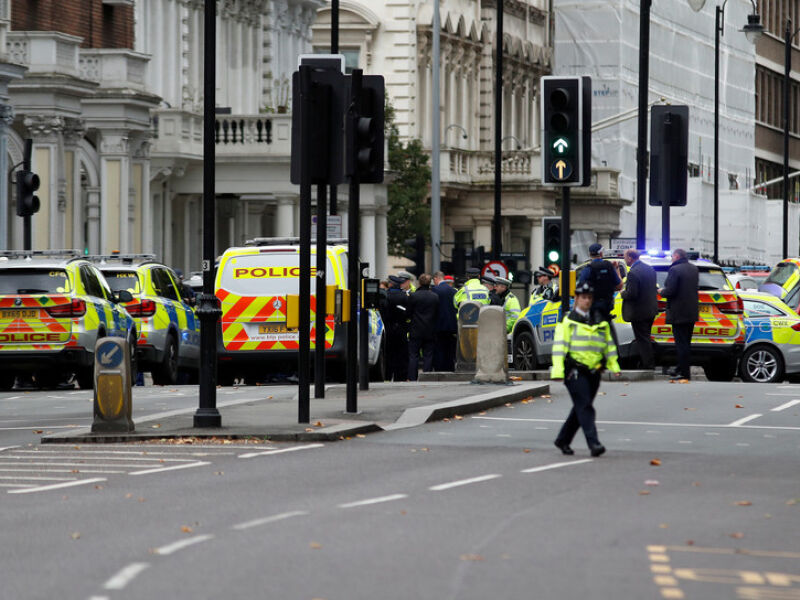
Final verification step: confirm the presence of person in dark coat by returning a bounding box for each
[382,275,410,381]
[407,273,440,380]
[620,248,658,369]
[432,271,457,371]
[577,243,623,323]
[659,248,699,380]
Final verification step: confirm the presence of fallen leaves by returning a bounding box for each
[729,532,744,539]
[459,554,485,562]
[650,458,662,466]
[70,532,81,540]
[310,542,322,550]
[645,480,660,486]
[734,500,753,506]
[181,526,193,533]
[735,404,744,409]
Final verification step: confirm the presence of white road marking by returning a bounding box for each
[771,399,800,412]
[0,467,125,474]
[678,441,693,444]
[520,459,593,473]
[0,425,83,431]
[8,477,106,494]
[0,475,75,481]
[429,474,501,491]
[728,414,762,427]
[766,392,800,396]
[129,461,209,476]
[338,494,408,508]
[232,511,308,531]
[103,563,150,590]
[87,596,109,600]
[153,534,214,556]
[472,416,800,431]
[0,446,20,452]
[238,443,324,459]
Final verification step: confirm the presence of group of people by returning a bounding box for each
[552,243,699,457]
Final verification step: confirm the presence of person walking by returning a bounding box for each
[432,271,458,371]
[407,273,439,380]
[492,276,521,333]
[577,243,623,324]
[551,282,621,457]
[659,248,699,380]
[381,275,410,381]
[620,248,658,369]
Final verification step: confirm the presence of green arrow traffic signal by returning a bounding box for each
[552,137,569,154]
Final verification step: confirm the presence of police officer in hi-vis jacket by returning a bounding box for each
[550,282,621,457]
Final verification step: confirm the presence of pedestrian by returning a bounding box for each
[407,273,439,380]
[493,276,521,333]
[659,248,699,380]
[432,271,458,371]
[529,266,559,304]
[483,272,500,304]
[453,267,490,308]
[381,275,410,381]
[577,243,623,323]
[551,282,621,457]
[620,248,658,369]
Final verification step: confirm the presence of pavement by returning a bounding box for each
[39,370,657,445]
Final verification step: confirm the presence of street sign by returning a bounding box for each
[610,237,637,252]
[311,215,342,238]
[98,344,124,369]
[482,260,509,279]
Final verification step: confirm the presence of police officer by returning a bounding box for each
[577,243,623,324]
[493,276,521,333]
[453,267,491,308]
[482,272,498,300]
[529,266,559,303]
[551,282,621,457]
[382,275,410,381]
[397,271,417,293]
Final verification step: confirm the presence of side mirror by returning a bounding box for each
[115,290,134,304]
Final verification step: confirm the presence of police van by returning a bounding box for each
[215,238,384,385]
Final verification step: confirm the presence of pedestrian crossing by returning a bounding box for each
[0,443,277,494]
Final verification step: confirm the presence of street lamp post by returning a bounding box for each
[785,20,800,258]
[713,1,762,264]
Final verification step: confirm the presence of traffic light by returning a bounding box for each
[347,71,384,183]
[403,234,425,276]
[649,105,688,207]
[543,217,562,265]
[541,76,591,186]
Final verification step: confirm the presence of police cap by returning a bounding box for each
[466,267,481,277]
[575,281,594,296]
[481,273,497,284]
[534,266,555,278]
[397,271,413,281]
[588,243,603,256]
[495,276,512,287]
[388,275,404,285]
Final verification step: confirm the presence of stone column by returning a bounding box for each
[131,134,151,253]
[98,131,131,254]
[529,217,543,270]
[275,195,294,236]
[474,217,492,249]
[375,205,388,279]
[62,118,85,251]
[0,104,13,249]
[360,207,376,277]
[23,115,64,250]
[85,186,101,255]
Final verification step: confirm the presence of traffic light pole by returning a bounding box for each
[21,139,32,251]
[492,0,503,261]
[346,70,363,414]
[561,187,571,319]
[315,183,327,399]
[359,261,369,391]
[298,65,314,424]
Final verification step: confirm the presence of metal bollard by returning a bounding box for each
[473,305,509,384]
[91,337,134,433]
[455,301,481,372]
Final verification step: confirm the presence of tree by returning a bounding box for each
[385,101,431,256]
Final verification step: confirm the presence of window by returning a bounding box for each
[313,47,359,74]
[81,266,106,299]
[0,269,71,294]
[152,268,180,301]
[103,270,142,294]
[743,300,786,316]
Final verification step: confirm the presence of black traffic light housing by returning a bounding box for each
[541,76,591,187]
[543,217,562,265]
[346,71,385,183]
[649,105,688,207]
[403,234,425,277]
[16,139,40,218]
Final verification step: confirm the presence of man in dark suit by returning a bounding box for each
[407,273,440,380]
[621,248,658,369]
[432,271,457,371]
[659,248,699,380]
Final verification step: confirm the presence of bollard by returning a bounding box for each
[474,305,509,384]
[91,337,134,433]
[455,301,481,372]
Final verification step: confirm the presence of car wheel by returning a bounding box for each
[703,359,737,382]
[739,345,784,383]
[152,335,179,386]
[513,331,538,371]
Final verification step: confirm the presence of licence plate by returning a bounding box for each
[258,323,288,334]
[699,305,712,313]
[1,309,37,319]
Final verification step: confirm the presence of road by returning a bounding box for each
[1,380,799,600]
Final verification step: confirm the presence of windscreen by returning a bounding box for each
[653,266,731,291]
[102,270,142,294]
[220,252,339,296]
[0,268,72,294]
[765,262,799,287]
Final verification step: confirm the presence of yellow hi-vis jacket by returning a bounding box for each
[454,278,490,308]
[550,313,620,379]
[502,293,521,333]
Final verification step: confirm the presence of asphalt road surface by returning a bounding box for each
[1,380,799,600]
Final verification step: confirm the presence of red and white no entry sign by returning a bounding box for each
[481,260,509,279]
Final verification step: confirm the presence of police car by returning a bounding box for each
[761,258,800,312]
[215,238,384,385]
[0,250,137,390]
[89,254,200,385]
[738,290,800,383]
[512,252,746,380]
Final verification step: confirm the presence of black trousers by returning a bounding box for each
[672,322,694,379]
[631,318,655,369]
[408,337,435,381]
[556,370,602,448]
[386,330,409,382]
[433,332,457,371]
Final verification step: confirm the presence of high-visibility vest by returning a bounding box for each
[453,278,490,308]
[550,313,620,378]
[502,293,521,333]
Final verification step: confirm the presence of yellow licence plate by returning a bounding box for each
[258,323,288,334]
[1,309,37,319]
[699,305,712,313]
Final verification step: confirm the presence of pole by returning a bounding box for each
[714,5,722,264]
[431,0,441,271]
[298,66,313,424]
[662,112,672,251]
[635,0,651,249]
[359,261,369,390]
[314,184,327,399]
[493,0,503,260]
[194,0,221,428]
[560,188,571,319]
[346,70,363,414]
[21,139,31,251]
[330,0,339,216]
[784,19,791,259]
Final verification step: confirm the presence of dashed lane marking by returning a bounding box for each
[728,414,763,427]
[8,477,107,494]
[129,461,210,476]
[153,534,215,556]
[232,511,308,531]
[338,494,408,508]
[238,443,324,459]
[103,563,150,591]
[520,459,593,473]
[772,399,800,412]
[429,474,501,491]
[472,416,800,431]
